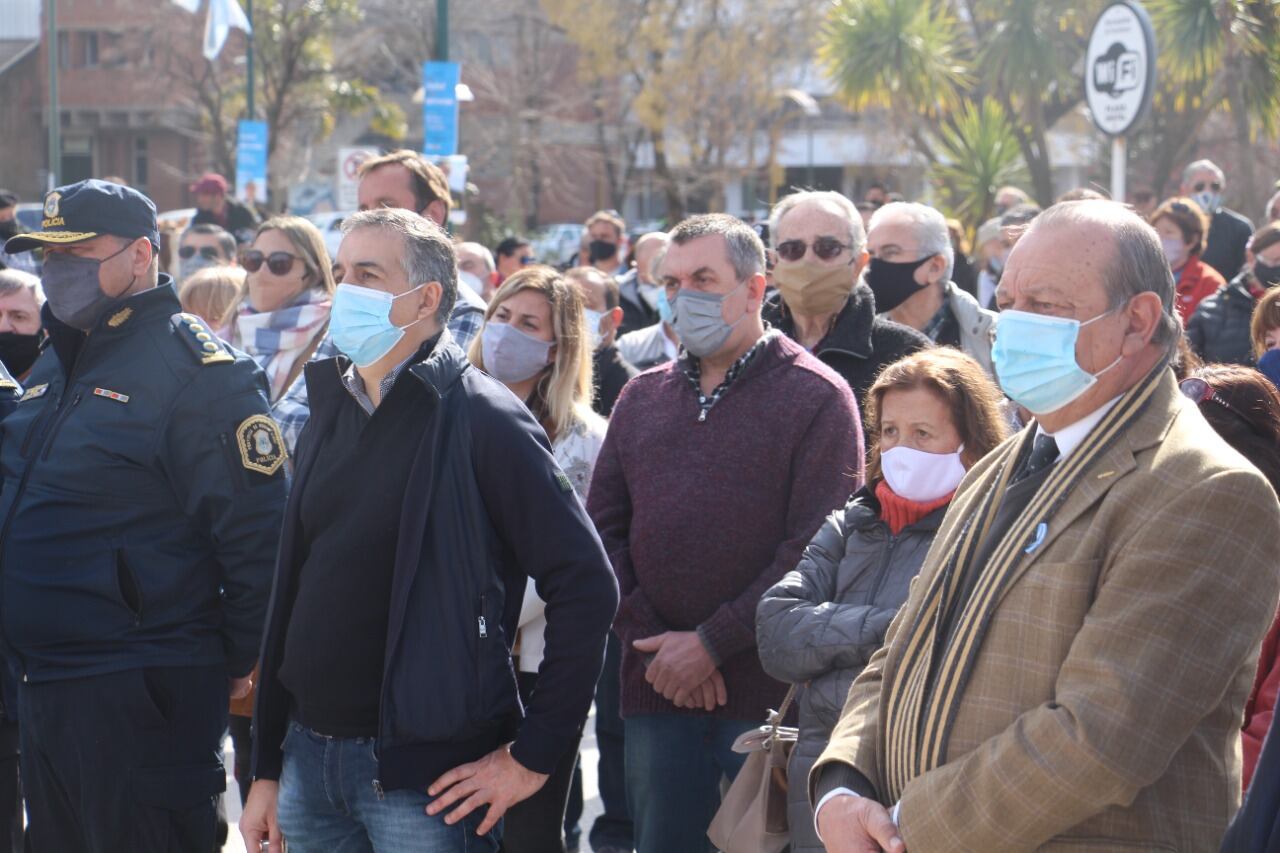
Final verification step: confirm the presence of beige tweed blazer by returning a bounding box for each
[813,371,1280,852]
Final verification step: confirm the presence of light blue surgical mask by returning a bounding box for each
[657,288,675,325]
[992,308,1122,415]
[330,282,425,368]
[583,308,605,351]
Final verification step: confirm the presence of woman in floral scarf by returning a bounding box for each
[233,216,335,403]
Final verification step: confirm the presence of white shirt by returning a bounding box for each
[814,395,1125,840]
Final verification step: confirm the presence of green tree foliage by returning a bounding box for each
[931,98,1029,227]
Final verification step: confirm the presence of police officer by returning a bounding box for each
[0,179,287,851]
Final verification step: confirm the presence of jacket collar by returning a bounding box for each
[765,282,875,359]
[307,328,469,413]
[45,276,180,370]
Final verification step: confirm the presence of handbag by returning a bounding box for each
[707,684,799,853]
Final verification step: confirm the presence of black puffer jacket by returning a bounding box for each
[1187,273,1259,366]
[756,488,945,853]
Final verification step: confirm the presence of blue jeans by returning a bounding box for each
[623,715,756,853]
[277,722,501,853]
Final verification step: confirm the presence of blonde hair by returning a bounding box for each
[179,265,246,330]
[252,216,336,294]
[469,265,594,442]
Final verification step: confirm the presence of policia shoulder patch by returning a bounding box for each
[171,313,233,366]
[235,415,286,476]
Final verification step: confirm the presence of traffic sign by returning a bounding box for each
[1085,1,1157,137]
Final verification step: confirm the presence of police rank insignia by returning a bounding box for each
[93,387,130,403]
[107,307,132,327]
[235,415,286,476]
[20,384,48,401]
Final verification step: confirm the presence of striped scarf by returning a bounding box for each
[880,365,1166,801]
[235,289,331,402]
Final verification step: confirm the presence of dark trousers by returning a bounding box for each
[229,714,253,805]
[502,672,582,853]
[19,666,228,853]
[0,721,24,853]
[589,632,632,851]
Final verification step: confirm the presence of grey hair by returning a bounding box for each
[665,213,765,282]
[1030,200,1181,361]
[1183,159,1225,186]
[456,241,495,275]
[342,208,457,324]
[0,269,43,306]
[769,190,867,257]
[868,201,954,282]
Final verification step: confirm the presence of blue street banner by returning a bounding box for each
[235,120,268,208]
[422,62,460,157]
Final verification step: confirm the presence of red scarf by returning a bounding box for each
[875,479,954,535]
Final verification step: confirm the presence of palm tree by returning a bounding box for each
[931,98,1029,229]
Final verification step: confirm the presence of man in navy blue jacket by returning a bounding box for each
[242,208,618,853]
[0,180,288,852]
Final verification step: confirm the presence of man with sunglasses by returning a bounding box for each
[1180,158,1254,281]
[764,191,930,406]
[177,223,237,284]
[866,201,998,375]
[0,179,287,851]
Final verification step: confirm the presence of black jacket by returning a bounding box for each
[1186,273,1258,366]
[1221,712,1280,852]
[0,281,286,683]
[763,284,932,409]
[592,344,638,418]
[192,198,260,245]
[251,334,618,791]
[1202,207,1255,282]
[616,269,658,336]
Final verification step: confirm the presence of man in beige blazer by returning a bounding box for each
[812,200,1280,852]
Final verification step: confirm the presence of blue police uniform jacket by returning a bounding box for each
[0,278,287,683]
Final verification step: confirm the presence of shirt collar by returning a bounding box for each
[1035,394,1123,462]
[340,333,441,414]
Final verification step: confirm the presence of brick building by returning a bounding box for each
[0,0,207,211]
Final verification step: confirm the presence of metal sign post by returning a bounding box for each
[1084,1,1157,202]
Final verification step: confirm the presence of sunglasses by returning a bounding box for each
[519,255,537,265]
[242,251,303,275]
[179,245,222,261]
[1179,377,1261,433]
[776,237,852,263]
[1192,182,1222,193]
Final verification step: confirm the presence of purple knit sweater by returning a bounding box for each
[587,333,864,721]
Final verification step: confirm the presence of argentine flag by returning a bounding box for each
[171,0,253,61]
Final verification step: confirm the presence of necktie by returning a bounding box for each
[1017,433,1059,483]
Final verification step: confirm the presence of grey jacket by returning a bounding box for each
[756,490,945,852]
[945,282,998,376]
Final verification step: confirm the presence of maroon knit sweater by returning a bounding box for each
[587,333,864,720]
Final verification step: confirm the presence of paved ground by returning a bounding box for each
[222,709,604,852]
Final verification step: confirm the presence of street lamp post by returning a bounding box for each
[245,0,254,119]
[778,88,820,195]
[47,0,59,189]
[436,0,448,62]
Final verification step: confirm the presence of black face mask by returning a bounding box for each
[0,220,16,241]
[588,240,618,264]
[0,331,42,377]
[864,256,935,313]
[1255,260,1280,288]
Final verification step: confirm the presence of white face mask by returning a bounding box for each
[639,282,662,310]
[880,444,966,502]
[583,308,605,350]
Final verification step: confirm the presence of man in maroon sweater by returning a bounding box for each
[587,213,864,852]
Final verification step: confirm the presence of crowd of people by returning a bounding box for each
[0,149,1278,853]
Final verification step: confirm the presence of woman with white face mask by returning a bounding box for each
[756,347,1008,853]
[468,265,606,853]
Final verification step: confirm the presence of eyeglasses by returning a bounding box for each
[1169,202,1195,215]
[1192,182,1222,193]
[179,245,222,261]
[775,237,852,263]
[1179,377,1261,432]
[242,251,303,275]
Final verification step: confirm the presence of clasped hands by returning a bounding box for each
[633,631,727,711]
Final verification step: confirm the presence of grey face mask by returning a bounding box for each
[42,244,134,332]
[670,281,748,358]
[481,321,553,384]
